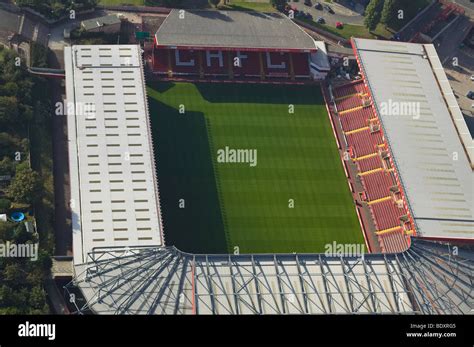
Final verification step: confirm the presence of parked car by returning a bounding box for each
[336,21,344,29]
[470,75,474,81]
[295,11,305,18]
[314,2,323,10]
[304,12,313,20]
[304,0,312,6]
[316,17,325,24]
[466,91,474,100]
[324,5,335,14]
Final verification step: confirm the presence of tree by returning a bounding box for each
[7,167,43,204]
[161,0,184,7]
[0,82,19,97]
[0,157,17,178]
[0,96,19,125]
[381,0,398,26]
[271,0,287,7]
[29,286,47,309]
[364,0,383,32]
[3,262,26,285]
[12,223,32,244]
[0,198,11,213]
[0,221,15,241]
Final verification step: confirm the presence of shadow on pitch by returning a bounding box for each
[195,82,323,105]
[148,98,228,254]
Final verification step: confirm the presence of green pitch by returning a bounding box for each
[147,82,363,254]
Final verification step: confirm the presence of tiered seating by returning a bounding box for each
[264,52,290,77]
[203,51,229,76]
[370,130,384,147]
[292,53,310,76]
[370,199,405,231]
[357,155,383,173]
[379,230,410,253]
[339,107,372,132]
[330,80,413,253]
[332,80,365,99]
[171,49,199,75]
[335,95,363,112]
[152,48,169,73]
[361,170,393,202]
[346,129,376,158]
[230,51,261,77]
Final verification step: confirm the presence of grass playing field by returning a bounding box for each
[147,82,364,254]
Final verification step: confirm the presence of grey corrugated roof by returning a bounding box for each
[155,9,317,51]
[64,45,163,265]
[353,38,473,240]
[81,15,121,31]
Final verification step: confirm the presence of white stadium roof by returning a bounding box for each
[352,38,473,241]
[65,45,163,264]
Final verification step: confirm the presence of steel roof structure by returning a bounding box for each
[66,239,473,314]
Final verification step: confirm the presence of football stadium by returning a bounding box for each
[63,10,473,315]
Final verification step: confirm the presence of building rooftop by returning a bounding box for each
[64,45,164,264]
[352,38,473,241]
[155,9,317,52]
[81,15,121,31]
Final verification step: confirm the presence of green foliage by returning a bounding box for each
[0,221,15,241]
[160,0,184,7]
[7,167,43,204]
[0,46,52,315]
[30,43,48,68]
[364,0,383,31]
[16,0,98,20]
[271,0,287,6]
[384,0,429,31]
[0,132,28,159]
[381,0,397,25]
[12,223,33,244]
[0,157,16,177]
[0,198,11,213]
[0,96,19,125]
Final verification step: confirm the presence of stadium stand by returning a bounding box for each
[150,9,329,82]
[330,79,413,253]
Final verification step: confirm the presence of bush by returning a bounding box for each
[7,167,43,204]
[0,198,11,213]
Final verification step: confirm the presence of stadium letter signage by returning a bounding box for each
[175,50,195,66]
